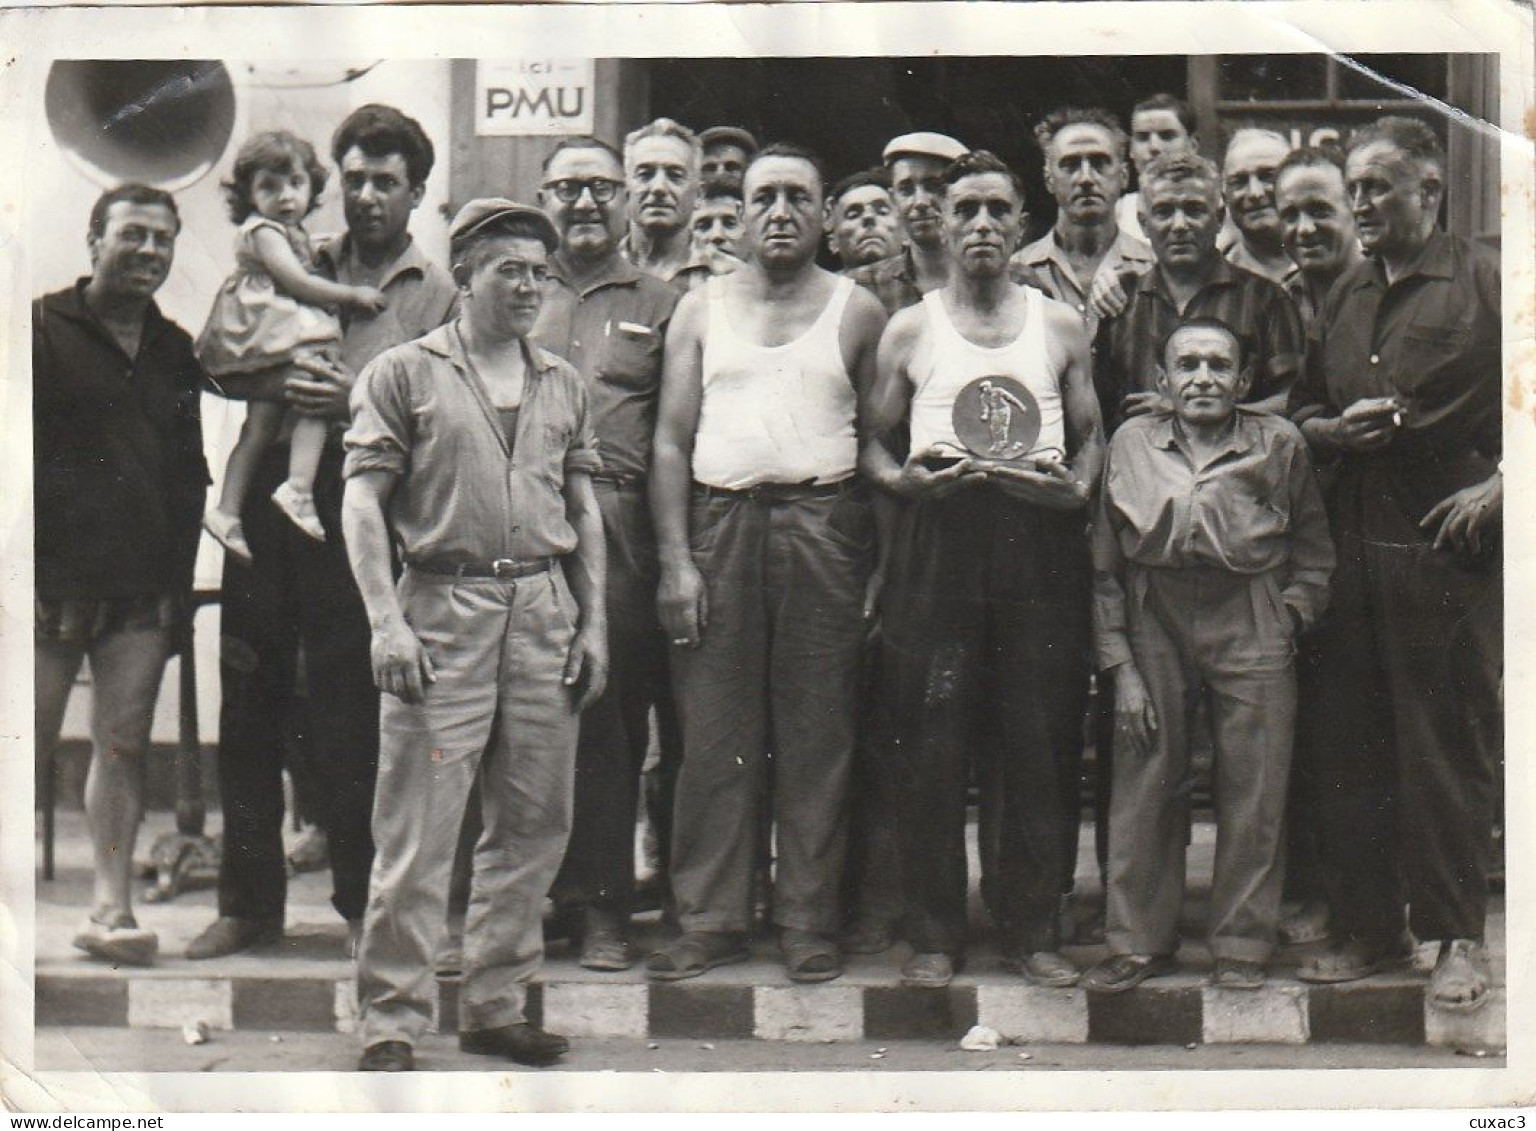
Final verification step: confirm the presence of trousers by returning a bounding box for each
[669,484,873,936]
[1105,565,1296,962]
[883,488,1090,957]
[357,566,579,1047]
[217,444,379,923]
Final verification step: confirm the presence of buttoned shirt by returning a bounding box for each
[532,253,679,480]
[1008,225,1154,336]
[314,233,459,378]
[344,322,602,563]
[33,281,211,601]
[1288,230,1501,522]
[849,246,924,315]
[1092,258,1305,434]
[1092,408,1334,670]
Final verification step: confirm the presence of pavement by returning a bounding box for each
[30,810,1508,1060]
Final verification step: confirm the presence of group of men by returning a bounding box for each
[36,91,1502,1073]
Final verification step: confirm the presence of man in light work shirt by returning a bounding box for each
[1083,318,1332,993]
[1290,117,1502,1012]
[532,136,681,971]
[344,199,607,1072]
[1009,107,1153,337]
[1220,128,1295,285]
[851,131,968,315]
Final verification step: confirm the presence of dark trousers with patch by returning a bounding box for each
[1303,468,1502,945]
[216,443,380,924]
[883,488,1090,958]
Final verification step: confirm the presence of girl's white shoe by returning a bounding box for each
[272,482,326,542]
[203,509,253,563]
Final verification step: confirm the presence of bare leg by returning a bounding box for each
[284,415,327,495]
[218,401,286,517]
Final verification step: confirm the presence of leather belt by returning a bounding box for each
[410,556,556,580]
[592,472,647,490]
[693,478,854,502]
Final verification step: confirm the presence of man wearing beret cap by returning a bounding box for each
[343,198,608,1072]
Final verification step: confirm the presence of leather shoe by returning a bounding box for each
[1081,953,1178,994]
[578,909,635,971]
[900,952,957,988]
[185,916,283,960]
[1013,949,1080,988]
[358,1040,414,1072]
[459,1022,569,1066]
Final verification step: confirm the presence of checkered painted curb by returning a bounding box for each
[35,971,1506,1048]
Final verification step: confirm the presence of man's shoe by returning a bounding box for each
[1081,953,1178,994]
[1013,949,1081,988]
[185,916,283,960]
[1296,934,1413,984]
[1210,958,1267,990]
[358,1040,414,1072]
[1428,939,1492,1013]
[72,914,157,967]
[579,912,636,972]
[459,1023,569,1066]
[900,952,957,989]
[842,919,898,956]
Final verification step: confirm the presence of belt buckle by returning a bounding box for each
[492,558,518,579]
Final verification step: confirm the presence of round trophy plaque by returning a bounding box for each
[952,374,1041,462]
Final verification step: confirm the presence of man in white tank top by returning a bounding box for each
[649,144,889,985]
[865,151,1107,990]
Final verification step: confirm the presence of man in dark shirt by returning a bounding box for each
[34,184,209,966]
[187,104,457,961]
[1289,117,1502,1013]
[1093,150,1304,436]
[532,136,681,971]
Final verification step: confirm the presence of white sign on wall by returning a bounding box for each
[476,59,595,136]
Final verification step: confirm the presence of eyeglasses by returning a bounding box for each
[543,178,623,204]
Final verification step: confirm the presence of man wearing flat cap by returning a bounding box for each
[699,125,758,194]
[343,198,607,1072]
[851,131,969,315]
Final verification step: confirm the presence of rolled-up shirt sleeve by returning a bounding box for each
[344,351,413,478]
[1279,432,1335,631]
[562,375,604,477]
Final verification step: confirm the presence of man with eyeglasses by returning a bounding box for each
[532,137,683,972]
[623,118,702,286]
[850,132,968,315]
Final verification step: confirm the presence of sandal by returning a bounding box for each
[1428,939,1491,1013]
[646,931,750,982]
[781,929,842,984]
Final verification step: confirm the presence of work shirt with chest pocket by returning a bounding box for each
[344,322,602,564]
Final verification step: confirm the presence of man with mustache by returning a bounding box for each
[1092,150,1304,436]
[1011,108,1154,340]
[1221,128,1295,285]
[532,137,681,972]
[35,184,209,967]
[851,131,969,315]
[866,151,1104,989]
[825,168,901,271]
[649,143,887,985]
[622,118,702,286]
[1289,117,1502,1014]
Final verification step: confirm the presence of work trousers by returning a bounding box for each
[551,480,675,918]
[217,444,379,924]
[358,567,580,1048]
[1302,468,1502,945]
[670,484,873,936]
[1106,566,1296,962]
[883,489,1090,957]
[842,629,906,931]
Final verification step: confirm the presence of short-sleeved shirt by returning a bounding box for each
[313,233,459,379]
[1092,258,1305,434]
[849,246,925,315]
[1092,408,1334,670]
[344,322,602,564]
[1008,225,1154,336]
[532,253,679,480]
[1288,230,1500,522]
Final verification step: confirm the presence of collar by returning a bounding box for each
[1356,227,1456,290]
[1150,409,1255,460]
[548,250,645,297]
[314,232,430,290]
[1139,254,1237,300]
[418,320,561,376]
[1022,225,1153,273]
[47,277,169,351]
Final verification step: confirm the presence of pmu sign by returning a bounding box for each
[476,59,594,136]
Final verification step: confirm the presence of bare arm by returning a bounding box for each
[251,225,382,311]
[560,469,609,710]
[842,287,890,618]
[650,291,709,647]
[342,469,435,703]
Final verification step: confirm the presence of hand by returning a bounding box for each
[658,561,709,648]
[1089,270,1131,322]
[285,354,354,420]
[981,456,1090,511]
[348,286,389,318]
[371,617,436,703]
[563,624,610,712]
[891,447,987,499]
[1420,472,1502,554]
[1121,390,1169,419]
[1113,664,1159,758]
[1330,396,1401,453]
